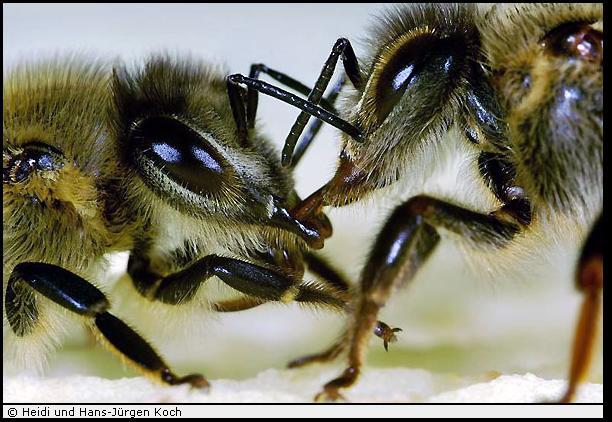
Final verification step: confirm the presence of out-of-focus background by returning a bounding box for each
[3,3,602,394]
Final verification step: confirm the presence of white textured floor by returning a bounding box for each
[3,368,603,403]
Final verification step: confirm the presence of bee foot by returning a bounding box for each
[374,321,402,351]
[315,387,347,403]
[161,369,210,391]
[315,366,359,402]
[184,374,211,391]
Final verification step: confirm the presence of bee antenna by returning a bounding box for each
[226,74,364,166]
[290,76,346,169]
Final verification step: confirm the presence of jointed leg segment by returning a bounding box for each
[5,262,207,388]
[561,215,603,403]
[315,196,522,401]
[128,251,347,311]
[287,251,403,368]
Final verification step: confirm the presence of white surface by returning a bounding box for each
[3,369,603,403]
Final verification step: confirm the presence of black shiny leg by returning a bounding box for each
[226,62,339,149]
[128,253,347,312]
[228,39,363,166]
[94,312,209,388]
[5,262,207,388]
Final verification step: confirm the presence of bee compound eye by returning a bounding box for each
[374,34,462,125]
[132,116,230,195]
[542,22,603,63]
[3,142,65,184]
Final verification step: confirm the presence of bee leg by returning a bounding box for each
[5,262,208,389]
[213,249,349,312]
[303,251,350,293]
[287,319,401,371]
[286,251,356,369]
[229,39,364,165]
[560,215,603,403]
[129,252,348,311]
[226,62,340,149]
[230,38,361,166]
[93,313,209,389]
[286,252,402,368]
[287,336,346,369]
[209,245,309,313]
[210,249,402,346]
[315,195,523,402]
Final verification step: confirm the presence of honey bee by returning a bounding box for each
[3,55,397,389]
[230,3,603,402]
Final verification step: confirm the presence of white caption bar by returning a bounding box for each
[2,404,604,418]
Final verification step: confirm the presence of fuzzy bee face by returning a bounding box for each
[312,4,504,206]
[354,4,478,137]
[290,3,602,226]
[110,57,296,227]
[3,60,114,273]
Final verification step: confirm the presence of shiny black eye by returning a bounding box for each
[375,35,463,125]
[542,22,603,63]
[131,116,230,195]
[3,142,64,184]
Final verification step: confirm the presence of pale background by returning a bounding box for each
[3,3,602,396]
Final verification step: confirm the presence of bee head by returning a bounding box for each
[3,58,112,270]
[323,4,485,198]
[112,57,290,215]
[110,56,325,248]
